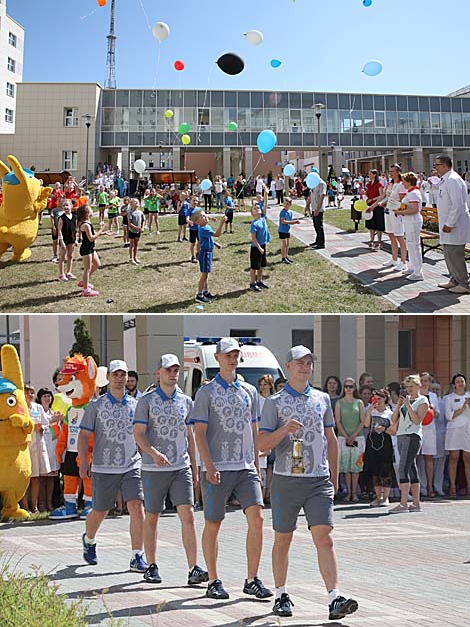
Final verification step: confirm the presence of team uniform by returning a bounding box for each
[107,196,120,220]
[278,208,293,240]
[97,191,108,212]
[79,221,95,257]
[178,200,190,227]
[224,195,234,225]
[250,216,271,270]
[197,224,216,274]
[128,208,145,239]
[188,206,200,244]
[58,213,77,245]
[148,195,159,214]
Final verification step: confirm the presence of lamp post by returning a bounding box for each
[313,103,325,178]
[82,113,92,190]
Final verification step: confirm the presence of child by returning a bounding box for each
[192,209,226,304]
[120,196,130,248]
[97,184,108,225]
[327,185,336,207]
[148,188,162,235]
[177,191,190,242]
[50,197,64,263]
[57,199,78,281]
[107,190,120,235]
[249,203,271,292]
[187,195,201,263]
[223,189,234,234]
[278,197,300,264]
[77,204,105,297]
[127,198,145,264]
[143,188,151,230]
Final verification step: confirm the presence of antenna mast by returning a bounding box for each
[105,0,116,89]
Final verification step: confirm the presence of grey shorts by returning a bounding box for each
[201,468,263,522]
[142,467,194,514]
[92,466,144,512]
[270,474,334,533]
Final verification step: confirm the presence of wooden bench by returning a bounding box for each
[420,206,470,259]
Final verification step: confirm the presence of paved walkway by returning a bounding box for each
[2,498,470,626]
[267,199,470,313]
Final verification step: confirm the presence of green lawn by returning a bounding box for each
[0,212,396,313]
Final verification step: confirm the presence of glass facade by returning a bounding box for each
[100,89,470,150]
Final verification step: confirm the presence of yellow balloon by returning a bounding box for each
[354,199,368,212]
[164,109,174,119]
[181,134,191,145]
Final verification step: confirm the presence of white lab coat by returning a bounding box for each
[437,169,470,245]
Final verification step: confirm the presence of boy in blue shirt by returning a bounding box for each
[177,191,190,242]
[249,203,271,292]
[192,210,227,304]
[223,189,235,234]
[187,196,202,263]
[279,197,300,264]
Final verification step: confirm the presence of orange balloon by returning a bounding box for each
[97,0,107,6]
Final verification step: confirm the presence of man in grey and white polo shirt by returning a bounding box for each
[259,345,358,621]
[78,359,146,573]
[133,353,208,586]
[309,175,327,249]
[192,337,272,601]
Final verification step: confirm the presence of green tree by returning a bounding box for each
[69,318,99,364]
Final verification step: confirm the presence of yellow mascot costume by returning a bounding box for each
[0,344,34,521]
[0,155,52,261]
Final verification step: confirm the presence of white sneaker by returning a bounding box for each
[395,261,407,272]
[402,267,414,275]
[382,258,396,267]
[407,273,424,281]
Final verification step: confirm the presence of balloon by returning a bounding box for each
[331,180,337,187]
[97,0,107,6]
[270,59,282,68]
[362,60,383,76]
[244,30,263,46]
[363,0,372,5]
[257,129,277,154]
[152,22,170,41]
[96,366,109,388]
[200,178,212,191]
[283,164,295,176]
[181,134,191,145]
[178,122,190,134]
[134,159,146,175]
[354,199,368,212]
[216,52,245,76]
[164,109,174,119]
[174,60,185,71]
[227,121,238,131]
[306,172,321,189]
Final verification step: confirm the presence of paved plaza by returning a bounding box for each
[1,497,469,626]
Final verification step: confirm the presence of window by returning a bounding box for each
[7,57,15,73]
[8,32,17,47]
[63,151,78,171]
[64,107,78,127]
[292,329,314,352]
[398,330,415,369]
[6,82,14,98]
[198,107,210,128]
[5,108,13,123]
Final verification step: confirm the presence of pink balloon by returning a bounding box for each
[174,60,185,71]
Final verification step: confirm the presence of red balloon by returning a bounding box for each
[97,0,107,6]
[174,60,185,71]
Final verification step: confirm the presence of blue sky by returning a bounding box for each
[9,0,470,96]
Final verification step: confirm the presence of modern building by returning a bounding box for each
[0,0,24,134]
[2,83,470,180]
[1,315,470,394]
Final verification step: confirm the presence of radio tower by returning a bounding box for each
[105,0,116,89]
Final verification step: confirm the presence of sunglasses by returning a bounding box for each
[344,384,355,389]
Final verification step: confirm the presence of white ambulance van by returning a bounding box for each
[183,337,284,399]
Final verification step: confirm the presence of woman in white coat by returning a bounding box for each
[444,373,470,497]
[417,372,439,497]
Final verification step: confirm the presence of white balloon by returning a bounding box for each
[244,29,263,45]
[96,366,109,388]
[152,22,170,42]
[134,159,146,174]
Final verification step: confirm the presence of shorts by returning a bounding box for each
[62,236,76,246]
[143,207,149,215]
[384,209,404,237]
[198,249,212,273]
[122,215,128,226]
[98,204,106,210]
[142,467,194,514]
[178,214,187,226]
[278,231,290,240]
[108,212,118,220]
[250,244,267,270]
[52,232,58,242]
[201,468,263,522]
[225,212,234,224]
[189,229,199,244]
[128,230,141,239]
[91,466,144,511]
[62,450,79,477]
[270,474,334,533]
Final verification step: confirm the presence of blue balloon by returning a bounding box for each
[200,178,212,191]
[362,60,383,76]
[270,59,282,68]
[363,0,372,6]
[257,129,277,154]
[306,172,320,189]
[311,167,319,173]
[283,164,295,176]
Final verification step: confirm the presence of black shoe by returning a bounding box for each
[309,242,318,248]
[273,593,294,617]
[281,258,289,264]
[183,237,189,242]
[256,280,270,289]
[204,291,216,300]
[191,256,198,263]
[187,564,209,585]
[82,533,97,565]
[311,244,325,250]
[206,578,229,599]
[285,257,294,264]
[143,563,162,584]
[250,283,262,292]
[328,596,359,620]
[196,294,212,304]
[123,243,130,248]
[176,237,181,242]
[243,577,273,599]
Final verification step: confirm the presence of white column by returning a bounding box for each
[223,148,231,178]
[333,147,343,177]
[173,147,181,170]
[121,147,130,179]
[244,147,253,175]
[412,147,424,173]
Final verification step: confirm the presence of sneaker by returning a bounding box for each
[286,257,294,264]
[328,596,359,620]
[143,563,162,583]
[281,258,290,264]
[273,593,294,617]
[130,553,147,573]
[58,274,68,282]
[156,230,160,235]
[123,243,130,248]
[195,294,212,304]
[49,502,78,519]
[256,280,270,289]
[394,261,407,272]
[51,256,59,263]
[243,577,273,599]
[382,258,396,267]
[77,280,93,289]
[250,283,262,292]
[206,578,229,599]
[187,564,209,585]
[389,503,409,514]
[66,273,77,280]
[129,258,137,264]
[448,284,470,294]
[81,288,99,297]
[402,267,414,275]
[438,280,457,289]
[134,258,141,264]
[203,291,216,300]
[379,498,389,507]
[408,504,422,512]
[80,501,93,519]
[82,533,97,565]
[191,256,198,263]
[406,273,424,281]
[183,237,189,242]
[177,238,181,242]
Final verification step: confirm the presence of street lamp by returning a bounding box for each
[313,103,325,178]
[82,113,92,189]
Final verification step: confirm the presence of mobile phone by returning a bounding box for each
[371,395,378,405]
[399,389,407,398]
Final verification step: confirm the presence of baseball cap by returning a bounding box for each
[159,354,181,369]
[215,338,241,354]
[109,359,128,373]
[286,345,317,363]
[60,361,86,375]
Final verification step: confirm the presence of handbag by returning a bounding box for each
[364,210,373,220]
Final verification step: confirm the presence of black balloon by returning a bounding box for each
[216,53,245,76]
